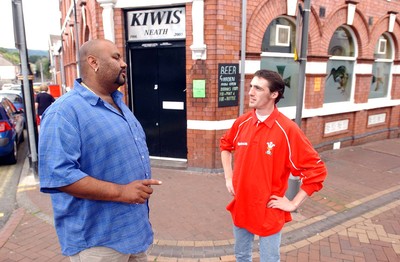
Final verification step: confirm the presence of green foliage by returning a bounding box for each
[0,48,20,65]
[29,55,42,63]
[33,57,51,80]
[0,48,51,81]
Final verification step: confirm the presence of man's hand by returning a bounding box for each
[267,195,297,212]
[225,178,235,196]
[59,177,162,204]
[121,179,162,204]
[221,150,235,196]
[267,189,308,212]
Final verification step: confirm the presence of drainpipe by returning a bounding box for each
[286,0,311,203]
[239,0,247,116]
[73,0,80,77]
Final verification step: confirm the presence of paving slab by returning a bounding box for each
[0,138,399,261]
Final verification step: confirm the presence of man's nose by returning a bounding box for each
[248,86,254,95]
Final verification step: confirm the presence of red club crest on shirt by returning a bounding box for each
[265,141,275,155]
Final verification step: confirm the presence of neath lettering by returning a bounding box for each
[144,28,168,36]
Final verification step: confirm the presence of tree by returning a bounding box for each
[33,57,51,81]
[0,48,51,82]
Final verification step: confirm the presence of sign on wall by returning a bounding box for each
[193,79,206,98]
[218,63,239,107]
[127,7,186,42]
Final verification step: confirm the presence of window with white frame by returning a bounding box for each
[324,26,356,103]
[261,17,298,107]
[369,34,393,99]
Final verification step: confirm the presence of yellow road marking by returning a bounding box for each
[0,167,13,199]
[17,186,37,193]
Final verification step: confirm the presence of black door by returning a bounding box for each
[129,42,187,159]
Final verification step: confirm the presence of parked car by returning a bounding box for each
[0,90,25,112]
[9,84,41,99]
[0,97,25,164]
[1,83,14,90]
[9,84,22,92]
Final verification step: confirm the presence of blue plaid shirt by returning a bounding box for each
[39,79,153,256]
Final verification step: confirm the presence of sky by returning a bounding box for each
[0,0,60,50]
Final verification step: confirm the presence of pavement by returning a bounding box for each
[0,138,400,262]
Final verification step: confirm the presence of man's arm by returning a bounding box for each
[221,150,235,196]
[59,176,162,204]
[267,123,328,211]
[268,188,308,212]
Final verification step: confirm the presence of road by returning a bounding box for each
[0,134,28,230]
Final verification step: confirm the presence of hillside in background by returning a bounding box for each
[0,47,51,81]
[0,47,49,58]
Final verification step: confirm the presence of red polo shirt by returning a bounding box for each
[220,107,327,236]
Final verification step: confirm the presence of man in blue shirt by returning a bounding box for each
[39,39,162,262]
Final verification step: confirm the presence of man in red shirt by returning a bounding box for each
[220,70,327,262]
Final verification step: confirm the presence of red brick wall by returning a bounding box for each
[392,60,400,100]
[319,112,355,148]
[57,0,400,170]
[389,106,400,138]
[353,74,371,104]
[303,116,324,145]
[186,0,242,169]
[304,74,325,109]
[392,74,400,99]
[353,110,368,138]
[62,0,121,88]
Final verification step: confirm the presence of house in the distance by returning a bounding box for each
[0,54,18,89]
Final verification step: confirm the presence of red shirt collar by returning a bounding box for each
[250,106,280,128]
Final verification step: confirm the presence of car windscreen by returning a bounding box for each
[0,94,22,103]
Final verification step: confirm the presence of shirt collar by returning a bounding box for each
[250,106,280,128]
[74,78,123,106]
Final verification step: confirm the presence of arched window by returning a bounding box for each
[369,34,393,99]
[84,25,90,42]
[260,17,298,108]
[324,26,356,103]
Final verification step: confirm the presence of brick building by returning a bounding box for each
[51,0,400,171]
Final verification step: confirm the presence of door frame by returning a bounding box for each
[126,41,187,160]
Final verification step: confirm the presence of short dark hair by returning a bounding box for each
[254,69,285,104]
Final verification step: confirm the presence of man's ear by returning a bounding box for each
[271,91,279,99]
[87,55,98,71]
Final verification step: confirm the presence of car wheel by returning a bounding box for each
[6,141,18,164]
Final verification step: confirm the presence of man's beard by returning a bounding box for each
[114,69,126,86]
